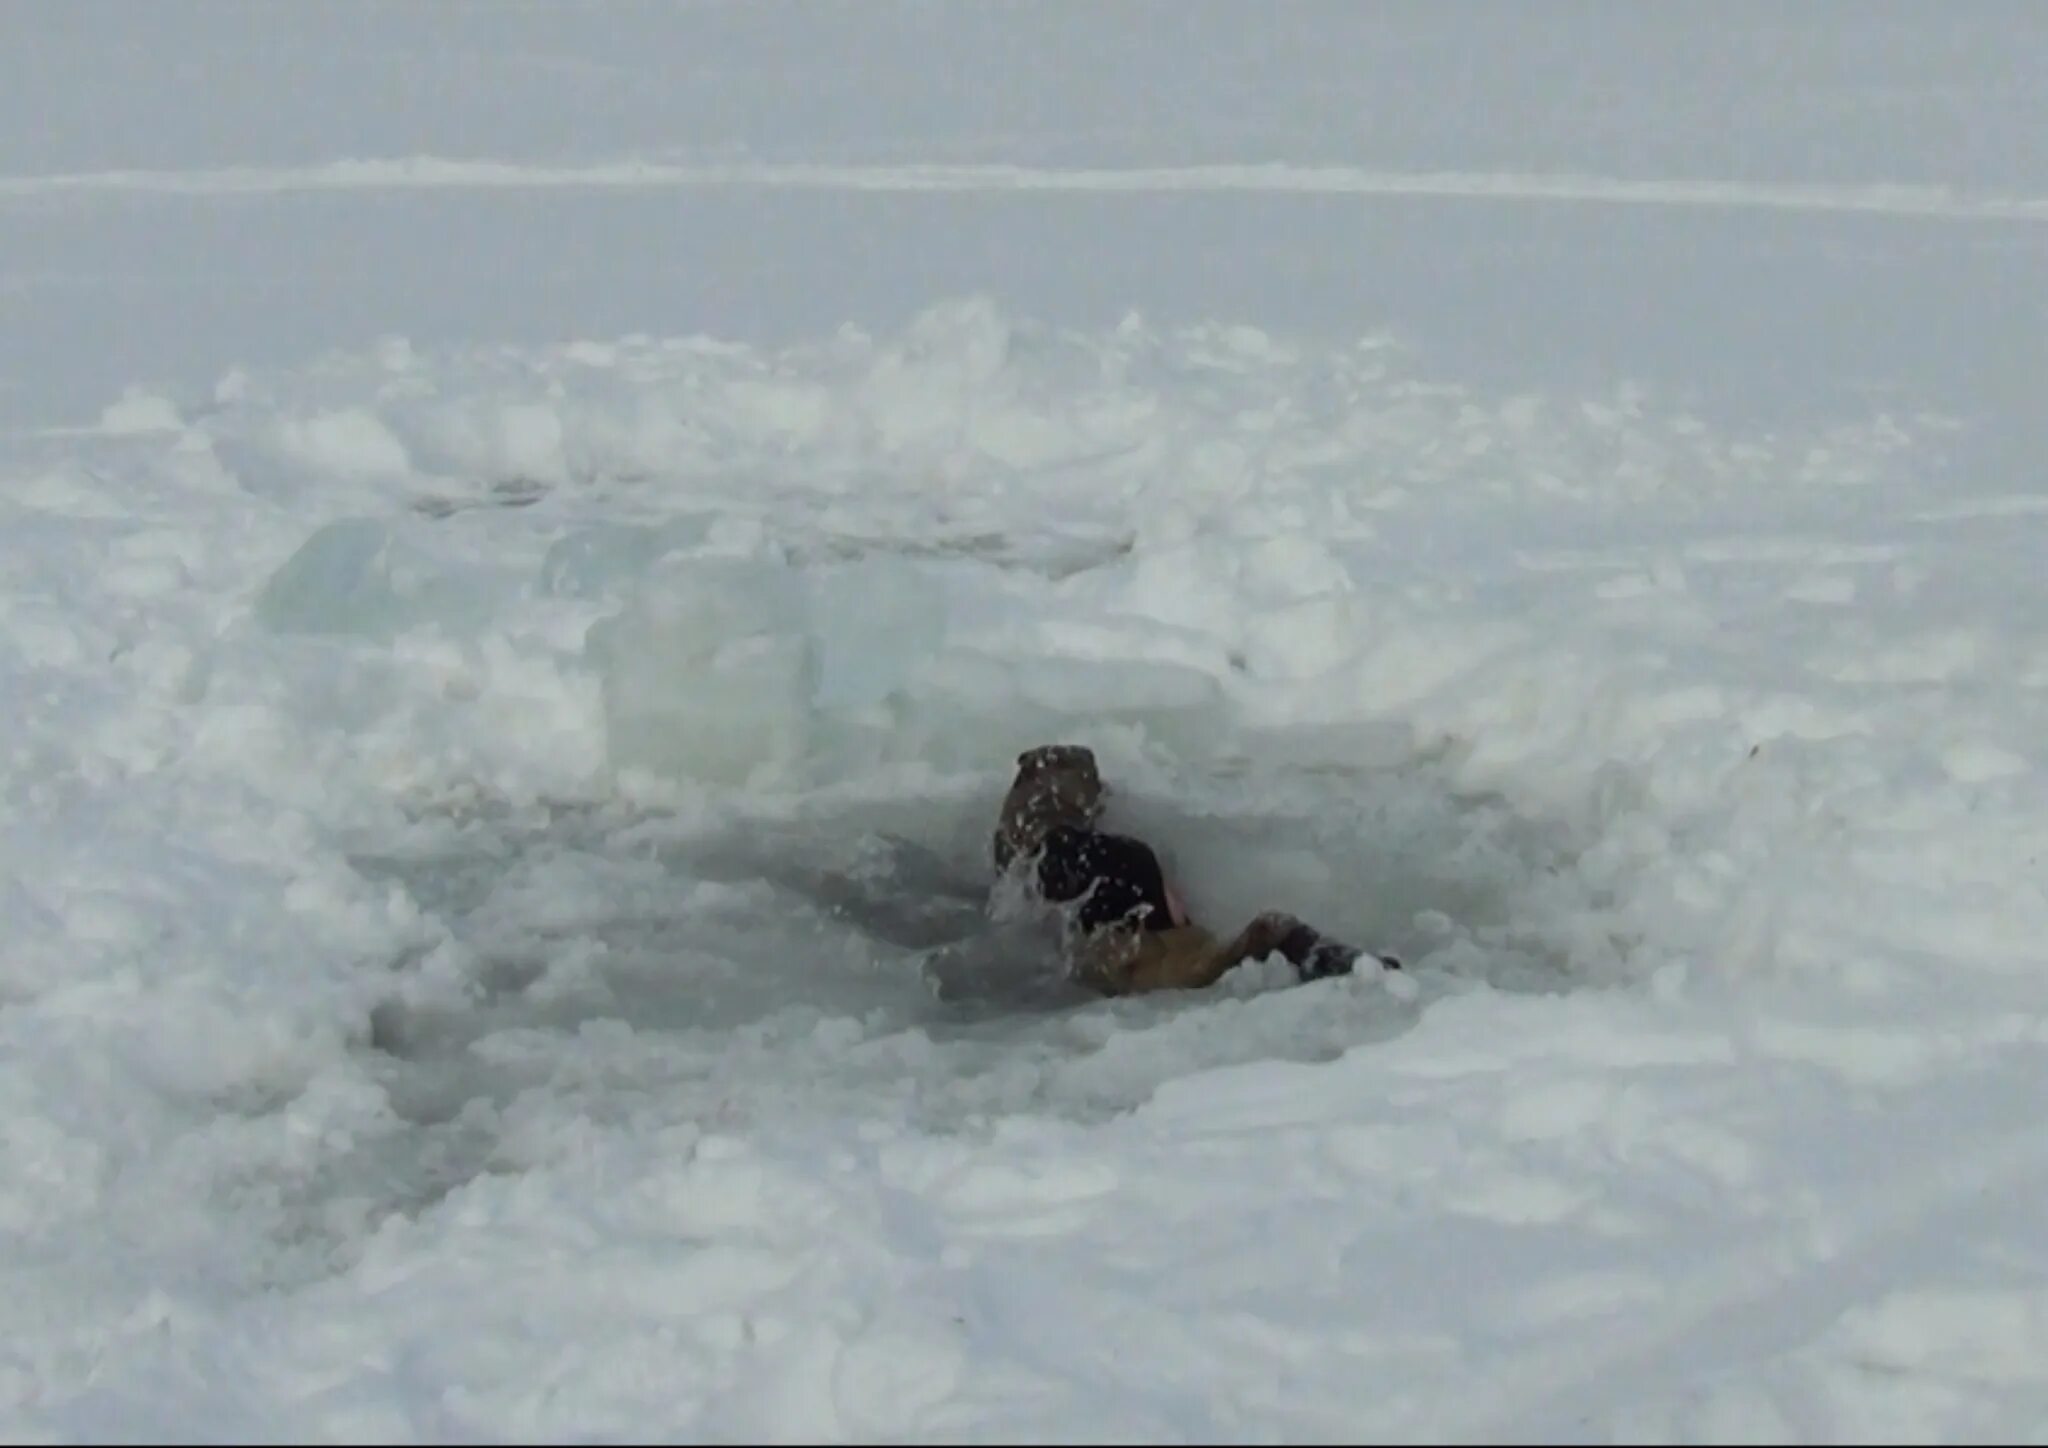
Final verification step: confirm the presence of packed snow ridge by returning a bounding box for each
[8,156,2048,223]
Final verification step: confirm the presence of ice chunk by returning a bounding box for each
[891,683,1073,771]
[585,558,818,786]
[807,558,948,714]
[907,650,1227,765]
[537,517,715,600]
[584,553,976,784]
[253,518,490,640]
[1007,654,1219,717]
[582,550,1233,785]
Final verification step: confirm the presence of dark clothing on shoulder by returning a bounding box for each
[1034,825,1177,935]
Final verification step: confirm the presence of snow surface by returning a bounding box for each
[4,3,2048,1442]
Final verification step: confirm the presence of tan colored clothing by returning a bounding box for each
[1069,923,1243,996]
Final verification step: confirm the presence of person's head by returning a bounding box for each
[992,743,1107,870]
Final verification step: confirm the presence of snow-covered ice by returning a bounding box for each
[4,4,2048,1442]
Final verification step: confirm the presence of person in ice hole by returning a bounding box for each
[991,744,1401,995]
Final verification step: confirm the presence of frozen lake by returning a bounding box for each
[5,4,2048,1441]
